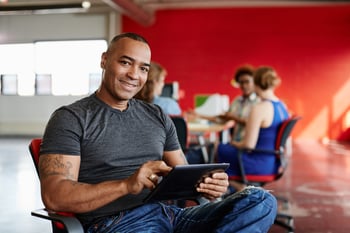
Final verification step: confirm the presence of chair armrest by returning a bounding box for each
[236,147,288,185]
[31,209,84,233]
[244,148,280,155]
[244,148,289,168]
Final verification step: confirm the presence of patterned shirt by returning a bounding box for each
[229,92,260,141]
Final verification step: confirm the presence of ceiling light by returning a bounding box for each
[82,1,91,9]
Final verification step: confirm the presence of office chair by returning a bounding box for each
[228,115,301,233]
[170,115,214,164]
[29,138,84,233]
[169,116,189,153]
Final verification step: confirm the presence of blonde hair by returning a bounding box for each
[134,61,167,103]
[254,66,281,90]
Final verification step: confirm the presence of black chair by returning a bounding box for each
[170,115,214,164]
[29,138,84,233]
[228,115,301,233]
[169,115,189,153]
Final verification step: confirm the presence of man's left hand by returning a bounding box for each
[196,172,229,200]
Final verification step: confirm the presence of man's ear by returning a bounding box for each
[100,52,107,69]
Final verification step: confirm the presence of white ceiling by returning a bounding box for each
[1,0,350,26]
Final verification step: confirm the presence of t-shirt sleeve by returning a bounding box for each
[40,107,82,156]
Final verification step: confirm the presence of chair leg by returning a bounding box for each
[276,195,290,210]
[274,213,294,233]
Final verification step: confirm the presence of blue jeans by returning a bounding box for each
[86,187,277,233]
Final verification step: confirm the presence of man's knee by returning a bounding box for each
[239,187,277,223]
[215,187,277,232]
[227,186,277,219]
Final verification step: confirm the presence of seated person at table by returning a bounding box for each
[135,61,206,165]
[38,32,277,233]
[134,61,181,115]
[187,64,259,142]
[217,66,289,191]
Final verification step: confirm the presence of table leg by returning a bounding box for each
[197,134,209,163]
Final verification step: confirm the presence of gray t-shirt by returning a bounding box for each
[40,94,180,224]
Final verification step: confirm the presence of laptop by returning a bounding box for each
[143,163,229,203]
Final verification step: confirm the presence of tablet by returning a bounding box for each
[143,163,229,203]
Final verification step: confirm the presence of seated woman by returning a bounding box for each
[134,61,181,115]
[217,66,289,191]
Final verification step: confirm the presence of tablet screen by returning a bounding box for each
[143,163,229,203]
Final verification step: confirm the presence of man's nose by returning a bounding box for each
[127,66,139,79]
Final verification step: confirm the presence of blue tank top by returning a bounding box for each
[240,99,289,175]
[255,100,289,150]
[217,99,289,175]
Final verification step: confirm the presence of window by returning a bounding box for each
[1,74,18,95]
[0,43,34,96]
[89,73,102,94]
[34,40,107,95]
[0,40,107,96]
[35,74,52,95]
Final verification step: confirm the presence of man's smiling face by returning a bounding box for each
[99,37,151,106]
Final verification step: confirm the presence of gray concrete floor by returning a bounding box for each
[1,137,350,233]
[0,137,51,233]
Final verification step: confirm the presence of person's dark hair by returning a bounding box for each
[134,61,167,103]
[107,32,149,52]
[254,66,281,90]
[234,65,254,82]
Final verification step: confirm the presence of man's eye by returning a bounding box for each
[141,67,149,73]
[120,60,131,65]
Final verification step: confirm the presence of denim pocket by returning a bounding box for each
[88,212,124,233]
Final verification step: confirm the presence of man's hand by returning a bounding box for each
[126,161,172,194]
[196,172,229,200]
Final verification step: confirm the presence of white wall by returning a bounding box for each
[0,12,121,136]
[0,95,86,136]
[0,13,110,43]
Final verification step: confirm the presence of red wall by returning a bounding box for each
[123,5,350,140]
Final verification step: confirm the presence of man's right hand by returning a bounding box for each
[126,161,172,194]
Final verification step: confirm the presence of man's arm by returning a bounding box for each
[162,149,187,166]
[39,154,171,213]
[185,109,218,122]
[220,112,247,124]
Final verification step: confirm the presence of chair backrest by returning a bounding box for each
[275,115,302,153]
[29,138,73,233]
[229,115,301,184]
[29,138,42,176]
[170,115,188,152]
[274,115,301,177]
